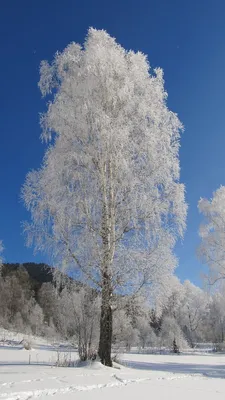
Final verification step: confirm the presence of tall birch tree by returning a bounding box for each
[22,28,187,366]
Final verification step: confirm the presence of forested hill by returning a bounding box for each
[1,262,77,296]
[1,263,54,295]
[2,263,54,284]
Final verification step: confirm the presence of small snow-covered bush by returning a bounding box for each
[159,316,188,352]
[55,350,77,367]
[22,338,32,350]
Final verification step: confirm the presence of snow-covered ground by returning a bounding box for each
[0,332,225,399]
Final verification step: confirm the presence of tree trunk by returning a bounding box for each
[98,275,113,367]
[98,159,115,367]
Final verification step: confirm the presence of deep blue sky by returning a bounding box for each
[1,0,225,286]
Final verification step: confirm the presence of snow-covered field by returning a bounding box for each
[1,332,225,399]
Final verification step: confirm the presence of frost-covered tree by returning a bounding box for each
[38,282,59,326]
[202,281,225,344]
[207,293,225,344]
[112,309,138,350]
[160,277,209,347]
[29,303,44,336]
[13,312,24,333]
[22,28,187,366]
[179,280,208,347]
[150,309,162,335]
[161,276,184,320]
[59,286,100,360]
[136,315,158,349]
[159,316,188,352]
[198,186,225,284]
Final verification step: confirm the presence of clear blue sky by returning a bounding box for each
[1,0,225,286]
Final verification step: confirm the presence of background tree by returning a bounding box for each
[198,186,225,284]
[161,276,184,321]
[150,309,162,335]
[38,282,59,326]
[206,292,225,344]
[22,28,187,366]
[136,315,158,349]
[58,285,100,360]
[29,303,44,336]
[179,280,208,347]
[112,309,138,351]
[159,316,188,352]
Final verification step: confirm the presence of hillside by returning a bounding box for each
[2,262,54,282]
[1,263,54,295]
[1,262,78,296]
[2,262,54,283]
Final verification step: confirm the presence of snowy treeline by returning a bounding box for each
[1,264,225,357]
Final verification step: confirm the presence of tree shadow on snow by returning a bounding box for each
[122,359,225,379]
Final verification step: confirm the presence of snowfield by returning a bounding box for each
[0,334,225,399]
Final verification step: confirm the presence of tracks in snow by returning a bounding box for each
[0,376,150,400]
[0,372,206,399]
